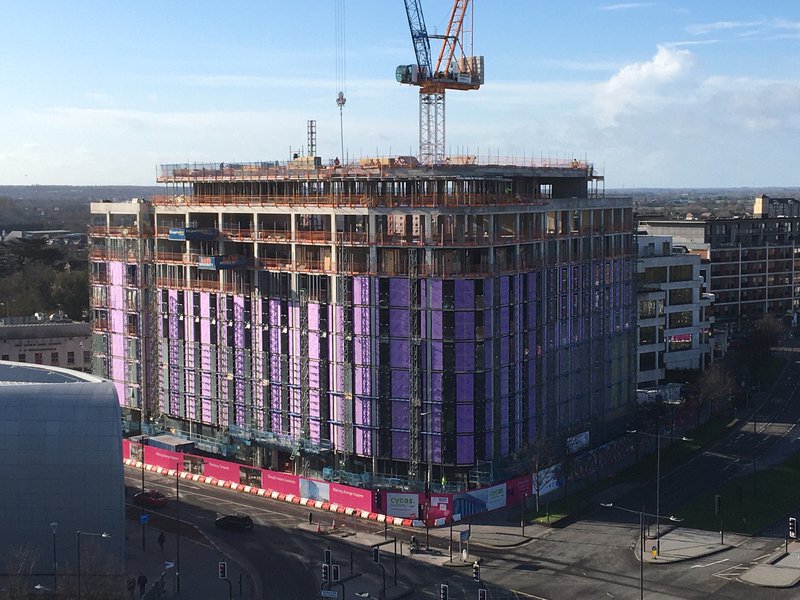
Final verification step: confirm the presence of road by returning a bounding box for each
[123,348,800,599]
[474,345,800,600]
[125,466,485,599]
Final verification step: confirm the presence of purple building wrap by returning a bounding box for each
[233,296,246,426]
[168,290,180,415]
[90,157,635,482]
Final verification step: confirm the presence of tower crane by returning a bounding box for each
[396,0,484,165]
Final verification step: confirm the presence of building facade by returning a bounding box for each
[636,235,714,388]
[0,314,91,372]
[642,195,800,327]
[90,157,636,483]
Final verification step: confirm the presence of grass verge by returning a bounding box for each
[675,449,800,535]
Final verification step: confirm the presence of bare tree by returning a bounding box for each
[690,363,737,425]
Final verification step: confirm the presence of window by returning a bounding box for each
[83,351,91,364]
[639,352,656,371]
[668,311,693,329]
[639,326,657,345]
[51,352,59,365]
[668,288,693,306]
[667,333,692,352]
[669,264,693,282]
[34,353,43,364]
[642,266,667,284]
[67,351,75,365]
[18,354,25,362]
[0,355,7,361]
[638,299,661,319]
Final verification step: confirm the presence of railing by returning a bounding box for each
[255,257,293,270]
[89,225,151,236]
[295,230,331,243]
[219,227,253,240]
[158,155,594,179]
[89,247,140,261]
[254,230,292,242]
[150,192,555,210]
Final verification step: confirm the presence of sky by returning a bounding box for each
[1,0,799,188]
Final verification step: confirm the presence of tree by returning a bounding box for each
[688,363,737,426]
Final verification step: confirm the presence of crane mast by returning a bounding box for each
[397,0,483,165]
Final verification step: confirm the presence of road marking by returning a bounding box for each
[510,591,549,599]
[691,558,729,569]
[753,553,771,562]
[713,565,748,581]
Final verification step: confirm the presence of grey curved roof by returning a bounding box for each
[0,361,125,570]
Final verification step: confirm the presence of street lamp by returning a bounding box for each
[627,429,692,555]
[175,460,182,593]
[140,436,148,551]
[76,530,111,600]
[601,503,682,600]
[421,410,433,551]
[50,522,58,592]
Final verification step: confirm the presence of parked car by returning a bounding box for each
[133,489,168,508]
[215,513,254,532]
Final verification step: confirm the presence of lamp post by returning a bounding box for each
[50,522,58,592]
[627,429,691,555]
[176,461,182,593]
[140,436,148,551]
[601,503,682,600]
[76,531,111,600]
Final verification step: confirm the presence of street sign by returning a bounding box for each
[139,514,149,525]
[164,561,175,569]
[460,530,470,542]
[321,591,338,598]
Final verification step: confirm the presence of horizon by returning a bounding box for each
[1,1,799,188]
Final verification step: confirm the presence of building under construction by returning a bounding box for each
[89,152,635,485]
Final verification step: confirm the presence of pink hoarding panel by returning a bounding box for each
[122,439,131,458]
[506,474,533,505]
[143,446,182,470]
[330,483,373,512]
[262,470,299,495]
[203,458,239,481]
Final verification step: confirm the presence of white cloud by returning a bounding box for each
[592,45,693,126]
[686,18,800,37]
[601,3,653,10]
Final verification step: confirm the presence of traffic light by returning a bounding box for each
[439,583,449,600]
[478,590,487,600]
[372,547,380,564]
[714,494,722,516]
[790,517,797,539]
[324,547,331,565]
[331,564,340,582]
[218,561,227,579]
[472,562,481,582]
[322,563,330,581]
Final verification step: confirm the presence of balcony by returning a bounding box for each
[88,225,151,237]
[255,257,293,271]
[220,226,253,241]
[295,230,332,244]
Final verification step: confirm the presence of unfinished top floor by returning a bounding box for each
[155,156,604,208]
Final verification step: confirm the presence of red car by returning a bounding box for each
[133,489,168,508]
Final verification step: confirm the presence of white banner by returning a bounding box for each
[386,492,420,518]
